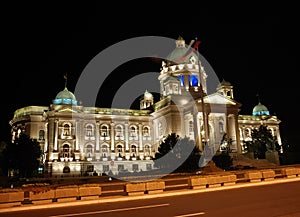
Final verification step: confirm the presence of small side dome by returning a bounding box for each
[144,90,153,100]
[252,102,270,116]
[53,87,78,105]
[218,79,232,87]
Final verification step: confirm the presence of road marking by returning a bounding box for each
[174,212,205,217]
[49,203,170,217]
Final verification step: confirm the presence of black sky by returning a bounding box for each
[1,3,299,146]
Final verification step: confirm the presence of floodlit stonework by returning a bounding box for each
[9,37,282,177]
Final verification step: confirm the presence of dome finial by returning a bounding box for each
[256,92,261,103]
[64,73,68,88]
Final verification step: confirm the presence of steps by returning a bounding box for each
[231,154,278,169]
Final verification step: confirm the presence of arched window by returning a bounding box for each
[85,124,93,137]
[101,144,109,158]
[178,75,184,86]
[188,75,198,86]
[100,125,109,137]
[131,144,137,157]
[63,166,70,173]
[219,122,224,134]
[116,144,123,157]
[130,125,137,137]
[158,122,163,137]
[17,128,22,137]
[39,130,45,140]
[63,144,70,158]
[245,128,251,137]
[63,124,71,136]
[144,145,151,156]
[143,126,150,137]
[115,125,123,138]
[86,144,93,158]
[189,121,193,133]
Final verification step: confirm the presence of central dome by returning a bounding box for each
[165,36,199,66]
[53,87,78,105]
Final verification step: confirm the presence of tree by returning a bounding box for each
[7,134,43,178]
[244,125,279,159]
[212,133,233,170]
[154,133,201,172]
[0,141,9,176]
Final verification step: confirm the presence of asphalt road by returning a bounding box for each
[1,179,300,217]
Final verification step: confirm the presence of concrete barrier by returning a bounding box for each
[145,181,165,194]
[124,182,145,196]
[206,175,222,188]
[219,174,237,186]
[261,169,275,181]
[245,171,262,182]
[281,167,299,178]
[0,191,24,204]
[188,176,207,189]
[1,166,300,206]
[29,189,55,204]
[79,186,101,200]
[54,186,79,202]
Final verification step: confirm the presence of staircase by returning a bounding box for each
[231,153,278,169]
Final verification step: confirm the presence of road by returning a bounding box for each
[1,179,300,217]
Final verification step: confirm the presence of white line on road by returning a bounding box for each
[174,212,205,217]
[49,203,170,217]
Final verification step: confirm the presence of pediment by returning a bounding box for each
[202,93,237,105]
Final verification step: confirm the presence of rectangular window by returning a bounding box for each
[132,164,139,172]
[118,164,124,171]
[146,164,152,171]
[87,165,94,172]
[103,165,109,172]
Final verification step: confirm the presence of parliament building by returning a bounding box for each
[9,37,282,177]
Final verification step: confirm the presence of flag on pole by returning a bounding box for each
[175,39,201,63]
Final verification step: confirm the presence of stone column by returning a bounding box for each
[44,123,48,152]
[197,113,203,152]
[125,122,129,151]
[184,75,189,91]
[75,121,79,151]
[139,123,143,151]
[193,111,200,150]
[110,123,115,151]
[95,122,100,151]
[203,112,209,143]
[54,119,58,151]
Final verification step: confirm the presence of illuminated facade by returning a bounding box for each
[9,36,282,177]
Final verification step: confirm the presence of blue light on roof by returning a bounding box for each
[188,75,198,86]
[53,98,78,105]
[253,111,270,116]
[53,99,62,104]
[178,75,184,86]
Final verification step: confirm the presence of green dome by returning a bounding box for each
[53,87,77,105]
[252,102,270,116]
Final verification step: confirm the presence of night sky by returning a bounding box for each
[1,3,299,147]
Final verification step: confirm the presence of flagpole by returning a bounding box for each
[195,40,209,152]
[64,73,68,88]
